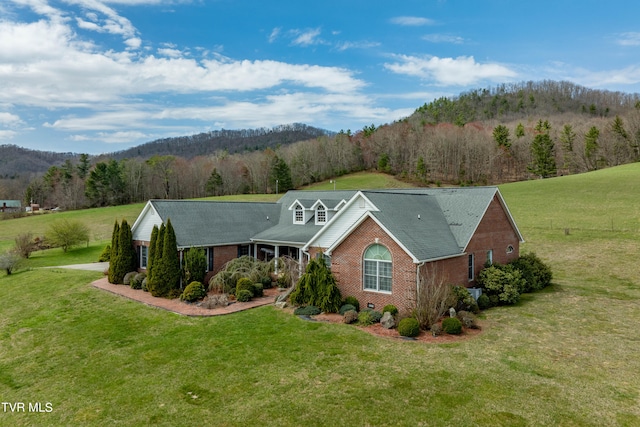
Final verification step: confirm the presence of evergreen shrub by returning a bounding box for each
[382,304,398,316]
[509,252,553,292]
[339,304,356,315]
[293,305,321,316]
[442,317,462,334]
[236,289,253,302]
[476,293,491,310]
[180,281,207,302]
[398,318,420,337]
[342,296,360,312]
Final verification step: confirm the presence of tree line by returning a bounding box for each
[6,80,640,210]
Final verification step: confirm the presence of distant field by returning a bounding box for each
[1,166,640,425]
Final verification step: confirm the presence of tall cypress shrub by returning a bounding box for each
[148,223,166,296]
[108,220,120,283]
[162,219,181,292]
[119,219,137,275]
[147,225,158,283]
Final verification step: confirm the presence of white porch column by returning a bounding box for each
[274,245,280,274]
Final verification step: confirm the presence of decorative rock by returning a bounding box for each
[449,307,456,318]
[275,301,287,309]
[380,311,395,329]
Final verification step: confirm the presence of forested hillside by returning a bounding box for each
[3,80,640,211]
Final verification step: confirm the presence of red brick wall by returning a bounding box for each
[465,195,520,284]
[322,196,521,312]
[329,216,417,312]
[213,245,238,274]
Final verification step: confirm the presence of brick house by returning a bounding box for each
[131,188,523,309]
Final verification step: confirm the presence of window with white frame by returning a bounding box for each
[363,244,392,292]
[316,205,326,224]
[294,205,304,223]
[486,249,493,265]
[140,245,148,268]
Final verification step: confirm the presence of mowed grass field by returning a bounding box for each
[0,166,639,426]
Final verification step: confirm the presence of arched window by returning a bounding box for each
[363,244,392,292]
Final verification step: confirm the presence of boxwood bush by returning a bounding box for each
[342,296,360,312]
[442,317,462,334]
[509,252,553,292]
[398,317,420,337]
[236,289,253,302]
[382,304,398,316]
[180,281,207,302]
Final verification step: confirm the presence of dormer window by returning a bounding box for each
[294,205,304,224]
[316,205,326,224]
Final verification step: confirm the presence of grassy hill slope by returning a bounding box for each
[1,166,640,425]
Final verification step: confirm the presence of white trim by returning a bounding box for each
[131,200,157,234]
[303,191,379,252]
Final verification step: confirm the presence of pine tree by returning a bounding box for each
[528,121,556,178]
[108,220,120,283]
[270,156,293,193]
[119,219,136,274]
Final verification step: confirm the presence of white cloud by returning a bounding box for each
[0,130,18,140]
[616,32,640,46]
[0,112,23,125]
[422,34,464,44]
[268,27,281,43]
[291,28,323,46]
[385,55,517,86]
[390,16,435,26]
[336,41,380,51]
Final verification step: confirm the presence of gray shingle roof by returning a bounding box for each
[150,200,280,248]
[362,191,462,261]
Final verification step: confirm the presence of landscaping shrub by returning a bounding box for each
[509,252,553,292]
[382,304,398,316]
[451,285,479,314]
[261,276,273,289]
[141,277,148,292]
[357,310,375,326]
[293,305,321,316]
[167,288,183,299]
[343,310,358,324]
[236,289,253,302]
[339,304,356,315]
[276,274,290,289]
[14,233,36,259]
[442,317,462,335]
[477,265,525,305]
[252,282,264,297]
[398,317,420,337]
[290,259,342,313]
[98,244,111,262]
[342,296,360,312]
[236,278,255,296]
[131,272,146,290]
[361,308,382,323]
[183,247,207,284]
[180,281,207,302]
[123,271,137,286]
[209,256,272,294]
[476,293,491,310]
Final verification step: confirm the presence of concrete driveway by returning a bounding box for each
[54,262,109,272]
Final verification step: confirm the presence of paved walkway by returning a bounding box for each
[91,277,283,317]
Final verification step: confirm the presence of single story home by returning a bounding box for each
[0,200,21,213]
[131,188,523,310]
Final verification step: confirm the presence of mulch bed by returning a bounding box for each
[312,312,484,343]
[93,277,483,341]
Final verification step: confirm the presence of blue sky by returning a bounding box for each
[2,0,640,155]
